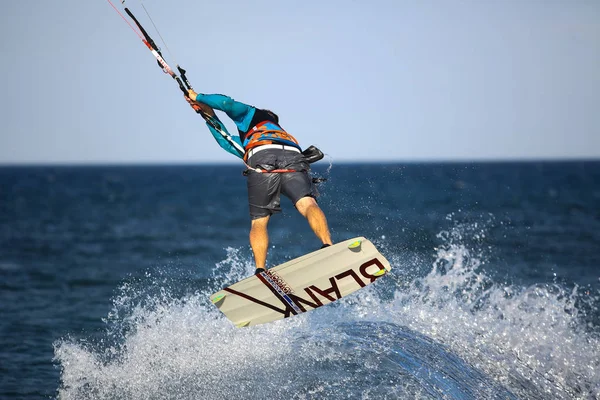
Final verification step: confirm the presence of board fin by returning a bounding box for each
[211,293,226,307]
[348,240,362,251]
[236,321,251,328]
[372,269,387,277]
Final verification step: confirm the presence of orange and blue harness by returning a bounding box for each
[242,120,302,162]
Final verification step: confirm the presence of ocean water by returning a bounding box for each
[1,161,599,399]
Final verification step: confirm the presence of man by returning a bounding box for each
[186,90,332,275]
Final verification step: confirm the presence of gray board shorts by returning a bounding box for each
[246,148,316,219]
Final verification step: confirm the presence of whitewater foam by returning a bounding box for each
[54,220,600,399]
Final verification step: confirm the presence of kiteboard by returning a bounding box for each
[210,237,391,327]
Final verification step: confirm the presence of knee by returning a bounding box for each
[295,196,319,216]
[250,216,270,231]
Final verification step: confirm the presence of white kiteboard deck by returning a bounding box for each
[210,237,391,327]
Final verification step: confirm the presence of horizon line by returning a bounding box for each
[1,157,599,168]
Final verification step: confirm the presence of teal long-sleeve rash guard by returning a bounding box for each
[194,93,257,159]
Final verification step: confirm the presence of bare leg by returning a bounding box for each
[249,216,270,270]
[295,197,332,246]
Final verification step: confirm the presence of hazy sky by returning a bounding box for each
[1,0,598,164]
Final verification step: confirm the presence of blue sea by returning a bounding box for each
[1,161,599,399]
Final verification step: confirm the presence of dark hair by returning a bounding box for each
[263,109,279,124]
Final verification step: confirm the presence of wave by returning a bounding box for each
[54,222,600,399]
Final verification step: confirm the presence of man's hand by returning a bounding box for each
[187,89,198,100]
[185,96,196,105]
[185,95,215,118]
[185,96,203,113]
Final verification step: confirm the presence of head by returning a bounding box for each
[262,109,279,124]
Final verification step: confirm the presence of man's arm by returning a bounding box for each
[186,97,244,159]
[187,90,255,132]
[204,117,244,159]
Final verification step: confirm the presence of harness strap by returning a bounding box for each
[243,167,299,175]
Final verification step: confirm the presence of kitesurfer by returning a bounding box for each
[185,91,332,275]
